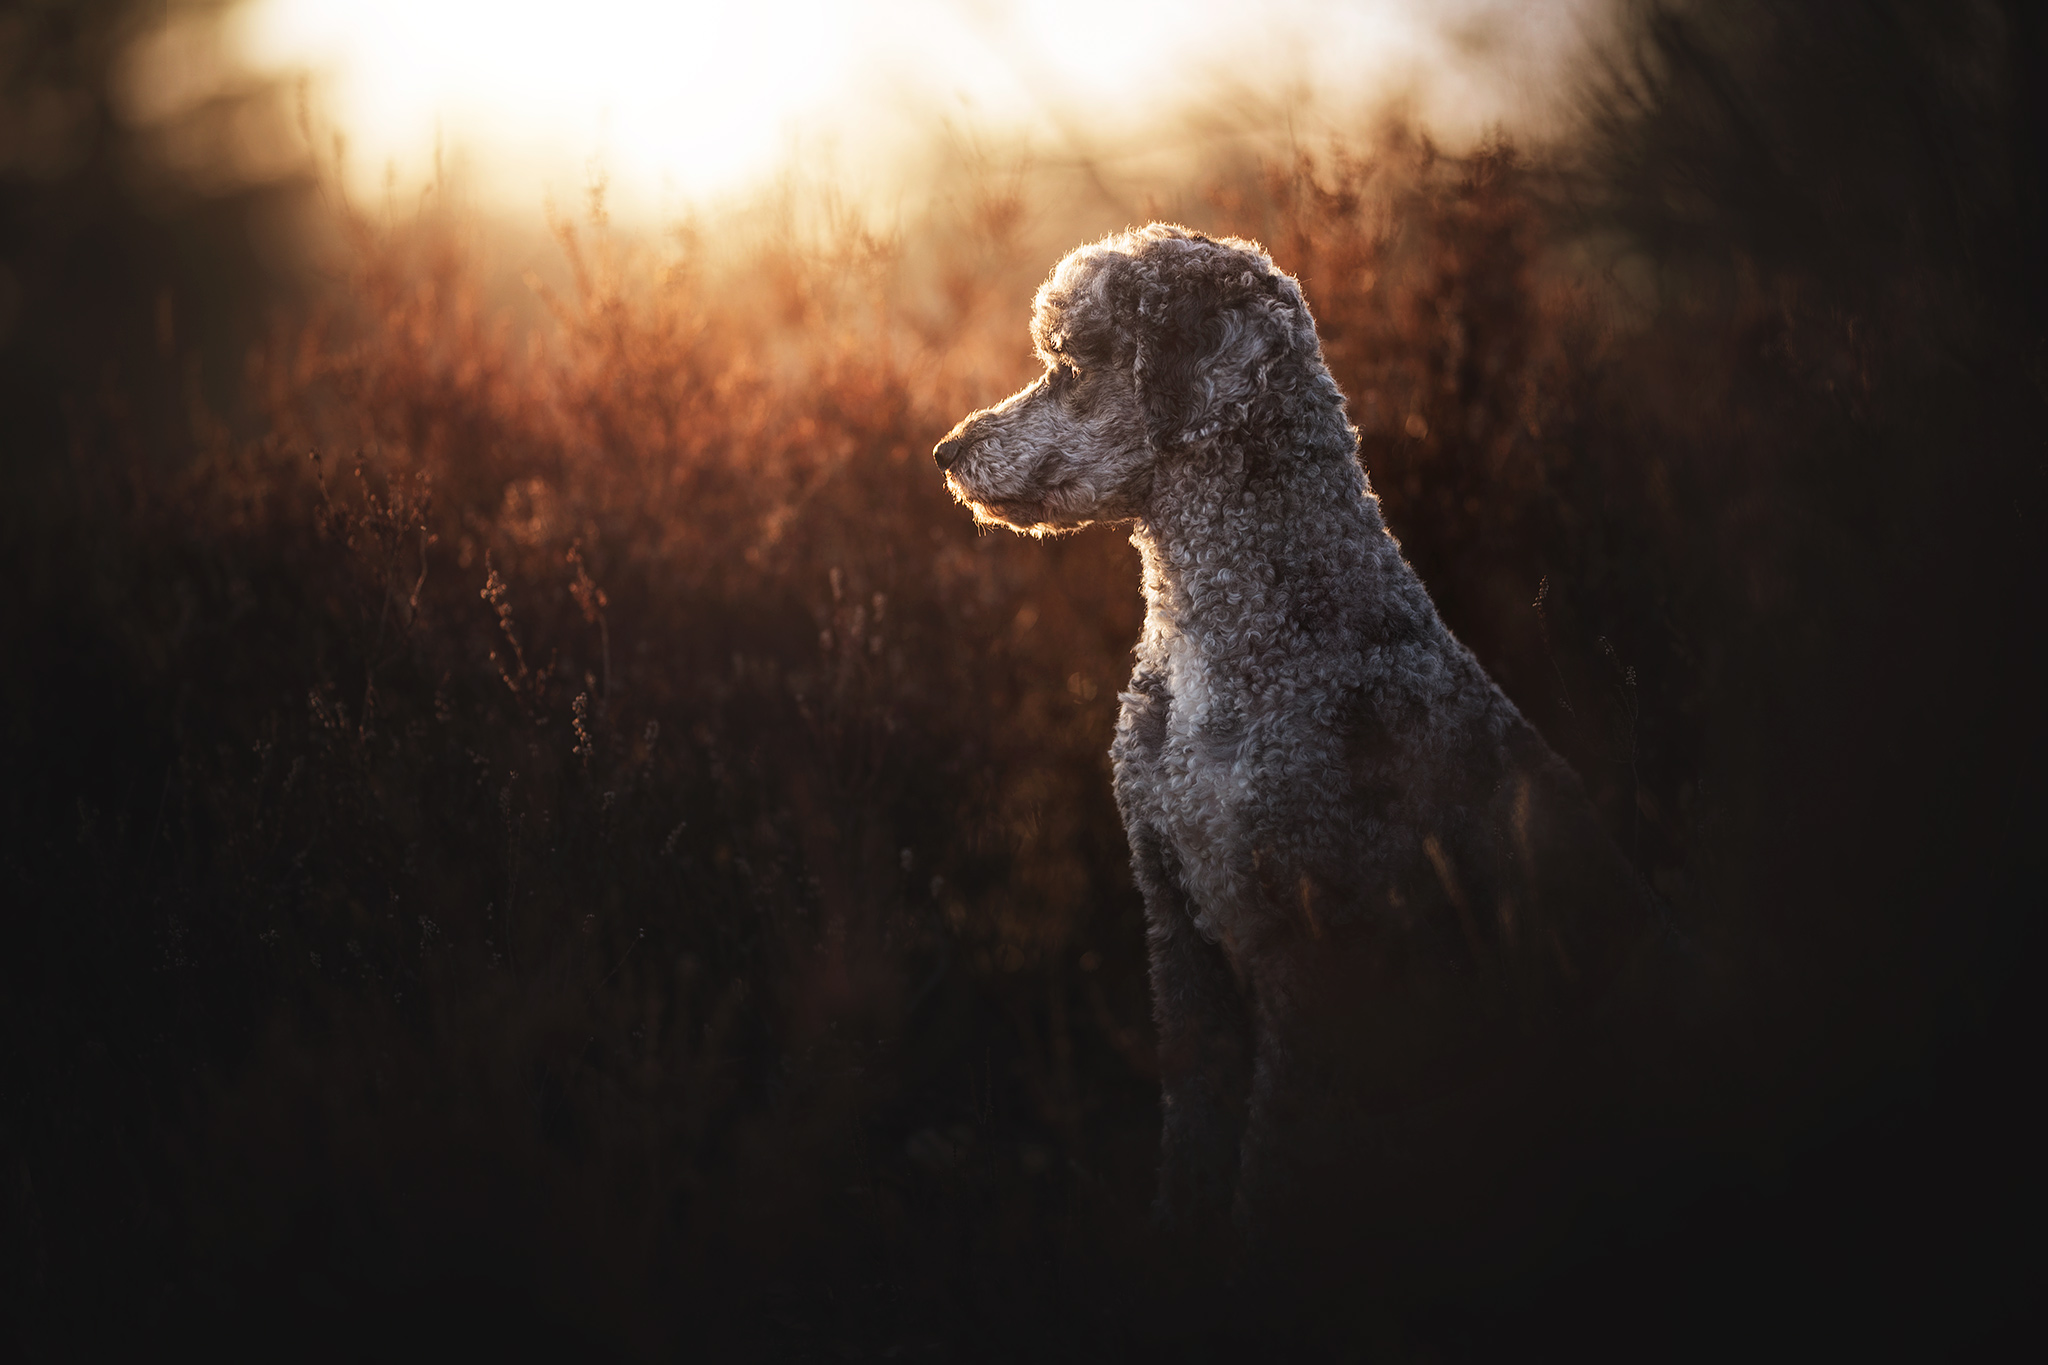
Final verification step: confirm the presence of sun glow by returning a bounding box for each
[237,0,867,207]
[228,0,1601,215]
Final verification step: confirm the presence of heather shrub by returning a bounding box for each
[5,3,2042,1351]
[4,134,1706,1350]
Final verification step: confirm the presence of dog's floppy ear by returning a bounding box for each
[1121,237,1319,452]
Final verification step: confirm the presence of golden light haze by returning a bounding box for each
[213,0,1606,218]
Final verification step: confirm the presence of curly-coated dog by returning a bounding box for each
[935,225,1657,1253]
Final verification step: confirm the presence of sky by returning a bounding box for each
[137,0,1611,218]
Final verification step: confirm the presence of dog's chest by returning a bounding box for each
[1117,634,1259,935]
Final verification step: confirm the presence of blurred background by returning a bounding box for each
[3,0,2042,1356]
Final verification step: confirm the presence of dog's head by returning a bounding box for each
[934,224,1329,534]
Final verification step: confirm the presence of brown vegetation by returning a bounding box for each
[4,1,2042,1355]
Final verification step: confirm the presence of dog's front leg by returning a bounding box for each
[1134,828,1253,1232]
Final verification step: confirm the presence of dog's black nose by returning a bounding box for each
[933,435,966,471]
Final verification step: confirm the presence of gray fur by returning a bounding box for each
[936,225,1652,1240]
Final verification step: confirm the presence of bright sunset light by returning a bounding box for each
[229,0,1597,214]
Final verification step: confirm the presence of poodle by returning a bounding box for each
[934,225,1657,1247]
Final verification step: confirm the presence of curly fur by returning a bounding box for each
[935,225,1654,1245]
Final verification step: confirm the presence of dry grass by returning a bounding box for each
[5,5,2044,1349]
[10,134,1684,1350]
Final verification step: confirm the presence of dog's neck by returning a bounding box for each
[1131,434,1407,685]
